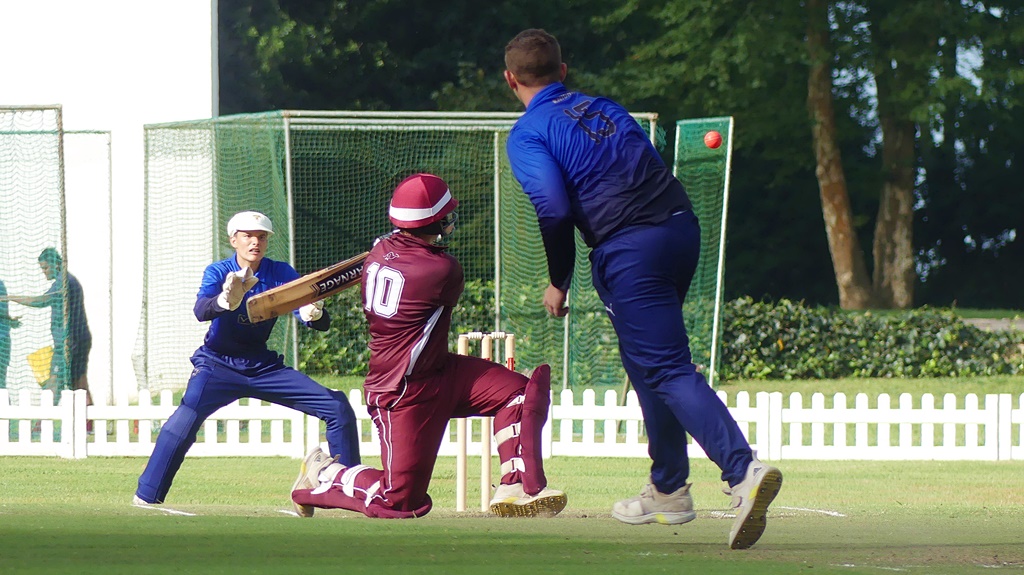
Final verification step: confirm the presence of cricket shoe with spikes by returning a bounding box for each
[291,446,341,517]
[725,453,783,549]
[489,482,567,518]
[611,481,697,525]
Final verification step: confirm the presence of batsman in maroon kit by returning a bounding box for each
[290,173,567,519]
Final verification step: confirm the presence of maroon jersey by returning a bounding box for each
[362,232,463,404]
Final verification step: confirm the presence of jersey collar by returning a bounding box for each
[527,82,569,111]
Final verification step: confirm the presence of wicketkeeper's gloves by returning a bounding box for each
[217,267,258,311]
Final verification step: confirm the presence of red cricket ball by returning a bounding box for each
[704,130,723,149]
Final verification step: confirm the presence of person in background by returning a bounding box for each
[502,28,782,549]
[1,248,91,397]
[290,173,566,519]
[0,278,21,389]
[134,211,361,506]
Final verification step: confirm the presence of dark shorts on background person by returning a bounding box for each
[69,339,91,385]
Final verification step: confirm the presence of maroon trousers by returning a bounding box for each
[292,355,550,518]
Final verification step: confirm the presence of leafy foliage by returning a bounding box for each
[219,1,1024,308]
[301,284,1024,381]
[718,297,1024,380]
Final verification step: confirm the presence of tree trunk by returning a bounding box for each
[806,0,876,309]
[873,115,918,309]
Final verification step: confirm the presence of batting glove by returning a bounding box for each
[299,300,324,322]
[217,267,258,311]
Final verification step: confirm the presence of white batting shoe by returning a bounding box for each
[291,447,337,518]
[612,481,697,525]
[132,495,155,506]
[489,482,567,518]
[725,454,783,549]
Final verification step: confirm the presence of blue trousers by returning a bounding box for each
[590,211,751,491]
[136,348,360,503]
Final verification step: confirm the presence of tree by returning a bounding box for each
[579,0,851,305]
[807,0,876,308]
[218,0,621,113]
[915,3,1024,308]
[217,0,1024,308]
[813,0,1023,309]
[604,0,1022,309]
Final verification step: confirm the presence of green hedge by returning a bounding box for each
[718,297,1024,379]
[300,285,1024,381]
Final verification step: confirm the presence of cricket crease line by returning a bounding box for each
[832,565,909,572]
[133,503,196,516]
[277,509,301,517]
[777,506,846,517]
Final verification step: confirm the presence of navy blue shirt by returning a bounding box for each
[507,82,692,291]
[194,257,329,362]
[36,272,91,350]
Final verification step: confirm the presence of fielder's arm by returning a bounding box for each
[246,251,368,323]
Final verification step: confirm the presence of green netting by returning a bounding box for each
[499,117,730,391]
[137,112,726,392]
[138,112,520,390]
[288,120,517,376]
[496,141,559,382]
[136,121,214,390]
[0,107,69,395]
[497,123,658,391]
[212,118,293,364]
[675,117,733,384]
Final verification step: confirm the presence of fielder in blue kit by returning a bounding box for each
[503,29,782,549]
[134,211,360,505]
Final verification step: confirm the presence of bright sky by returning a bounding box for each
[0,0,214,402]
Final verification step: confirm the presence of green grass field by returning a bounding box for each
[4,376,1022,573]
[1,455,1022,574]
[955,308,1024,319]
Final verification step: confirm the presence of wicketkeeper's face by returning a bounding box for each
[230,230,269,267]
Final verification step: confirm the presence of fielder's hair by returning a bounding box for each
[505,28,562,87]
[38,247,63,269]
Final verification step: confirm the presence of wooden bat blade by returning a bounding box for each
[245,251,368,323]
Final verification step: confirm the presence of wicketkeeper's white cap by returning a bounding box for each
[227,211,274,236]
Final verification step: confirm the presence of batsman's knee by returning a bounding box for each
[524,364,552,415]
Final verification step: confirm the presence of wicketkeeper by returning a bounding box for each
[134,211,361,506]
[290,173,566,519]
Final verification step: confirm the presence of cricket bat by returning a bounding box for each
[246,251,368,323]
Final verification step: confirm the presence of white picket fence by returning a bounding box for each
[2,388,1022,461]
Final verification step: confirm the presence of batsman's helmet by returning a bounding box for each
[389,173,458,230]
[227,211,274,237]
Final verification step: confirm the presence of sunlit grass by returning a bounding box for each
[1,457,1022,574]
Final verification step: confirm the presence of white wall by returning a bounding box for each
[0,0,215,403]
